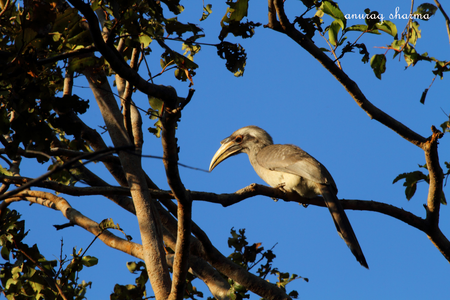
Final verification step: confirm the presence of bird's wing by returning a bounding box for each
[256,144,337,191]
[318,184,369,268]
[257,144,368,268]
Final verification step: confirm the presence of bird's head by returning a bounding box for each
[209,126,274,171]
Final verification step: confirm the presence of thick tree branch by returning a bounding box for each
[84,67,171,299]
[162,223,231,300]
[161,94,194,300]
[424,128,444,227]
[0,174,430,233]
[266,0,427,148]
[9,191,144,258]
[157,189,292,300]
[67,0,180,104]
[125,47,144,149]
[53,104,129,187]
[157,197,291,300]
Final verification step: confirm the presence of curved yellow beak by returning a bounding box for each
[209,140,243,172]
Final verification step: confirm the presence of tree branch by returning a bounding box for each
[0,174,430,234]
[162,224,232,300]
[0,147,127,201]
[10,191,144,258]
[67,0,180,103]
[266,0,428,148]
[434,0,450,45]
[161,94,194,300]
[84,66,171,299]
[36,46,96,66]
[424,128,444,227]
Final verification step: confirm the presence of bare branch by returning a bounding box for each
[163,225,231,300]
[434,0,450,45]
[424,127,444,227]
[84,66,171,299]
[10,191,144,258]
[0,173,431,234]
[161,96,194,300]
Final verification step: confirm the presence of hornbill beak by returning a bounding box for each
[209,139,243,172]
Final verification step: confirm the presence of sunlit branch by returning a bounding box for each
[434,0,450,45]
[10,190,144,258]
[266,0,428,148]
[84,65,171,299]
[161,90,193,300]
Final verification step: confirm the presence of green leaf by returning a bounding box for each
[375,21,397,38]
[1,246,10,260]
[161,0,184,15]
[440,120,449,133]
[148,96,163,120]
[355,43,370,63]
[165,18,203,37]
[99,218,119,231]
[127,261,137,273]
[321,1,346,29]
[403,44,420,66]
[328,20,341,47]
[68,56,101,74]
[366,11,382,30]
[345,24,367,32]
[393,170,428,200]
[346,24,381,35]
[217,42,247,77]
[219,20,261,40]
[52,32,61,42]
[0,165,13,176]
[139,34,152,48]
[81,256,98,267]
[200,4,212,21]
[391,39,406,52]
[413,3,437,21]
[408,21,421,46]
[222,0,249,24]
[370,54,386,79]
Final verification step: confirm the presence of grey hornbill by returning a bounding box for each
[209,126,368,268]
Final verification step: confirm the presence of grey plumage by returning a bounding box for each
[209,125,368,268]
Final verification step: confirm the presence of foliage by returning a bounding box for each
[225,228,306,300]
[0,208,96,300]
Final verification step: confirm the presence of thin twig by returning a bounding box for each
[0,146,133,201]
[434,0,450,45]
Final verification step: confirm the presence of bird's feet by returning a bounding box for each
[275,182,287,192]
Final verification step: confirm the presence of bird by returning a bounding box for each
[209,125,368,268]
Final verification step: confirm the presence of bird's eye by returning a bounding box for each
[234,135,243,143]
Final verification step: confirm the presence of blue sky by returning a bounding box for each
[5,0,450,299]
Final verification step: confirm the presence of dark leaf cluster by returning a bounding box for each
[0,209,97,300]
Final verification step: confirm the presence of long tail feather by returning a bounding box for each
[318,184,369,269]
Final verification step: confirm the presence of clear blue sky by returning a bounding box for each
[7,0,450,299]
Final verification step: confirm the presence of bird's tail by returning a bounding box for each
[318,184,369,269]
